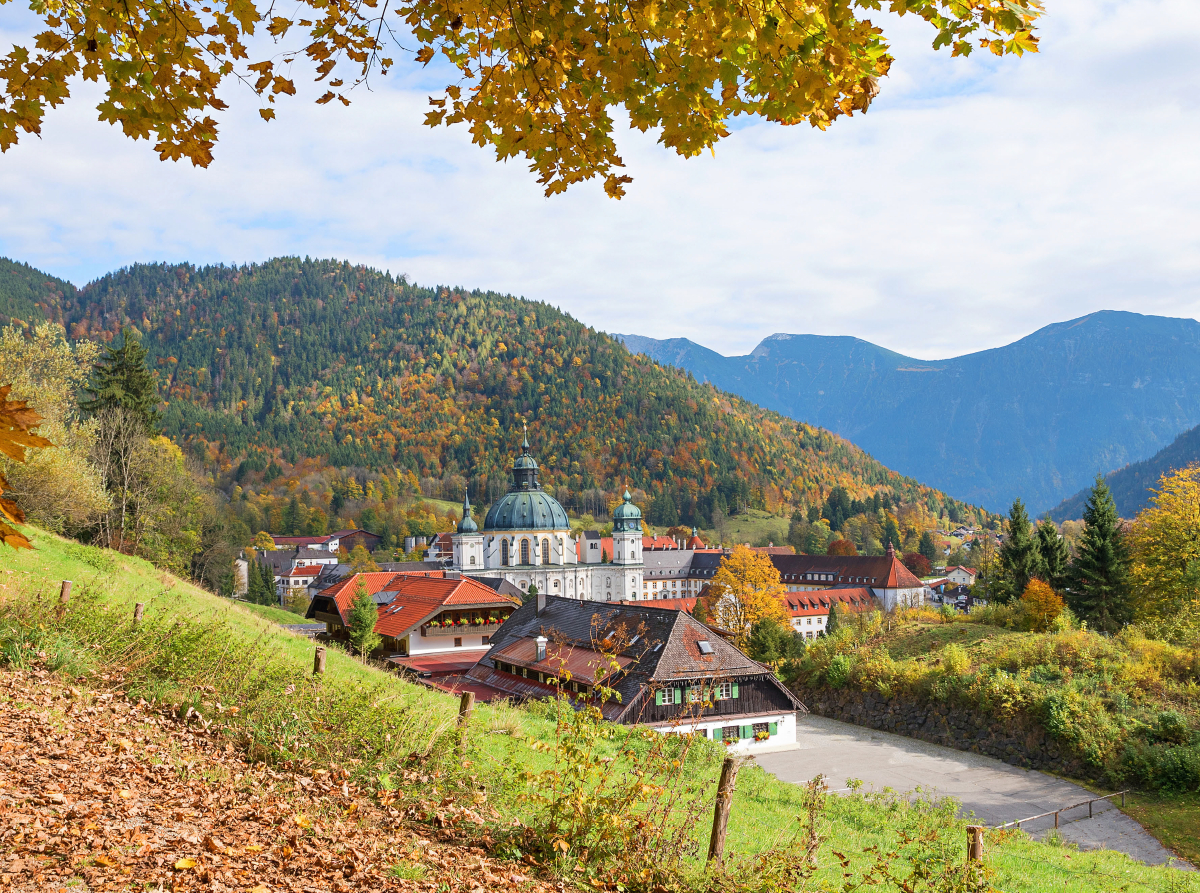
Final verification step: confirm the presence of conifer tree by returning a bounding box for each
[825,602,841,636]
[244,557,262,601]
[882,518,902,551]
[258,561,278,606]
[918,531,938,565]
[1068,477,1132,634]
[78,328,159,433]
[347,579,381,657]
[1036,519,1070,592]
[997,499,1041,603]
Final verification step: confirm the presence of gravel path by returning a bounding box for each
[756,713,1192,869]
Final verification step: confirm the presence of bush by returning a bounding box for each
[826,653,853,688]
[1020,580,1064,632]
[1040,689,1122,769]
[941,643,970,676]
[1119,742,1200,793]
[1154,710,1192,745]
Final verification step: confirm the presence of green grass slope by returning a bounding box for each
[0,530,1192,890]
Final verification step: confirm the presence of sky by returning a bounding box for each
[1,0,1199,360]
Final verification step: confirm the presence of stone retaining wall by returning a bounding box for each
[793,685,1087,778]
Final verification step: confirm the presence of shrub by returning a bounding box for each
[1119,742,1200,793]
[1020,579,1064,632]
[1154,710,1192,745]
[1040,689,1122,769]
[941,643,970,677]
[826,653,853,688]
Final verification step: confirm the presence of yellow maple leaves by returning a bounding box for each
[0,0,1040,194]
[0,385,51,550]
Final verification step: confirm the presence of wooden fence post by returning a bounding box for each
[58,580,72,606]
[457,691,475,753]
[313,646,326,676]
[133,603,145,624]
[707,757,742,864]
[966,826,984,863]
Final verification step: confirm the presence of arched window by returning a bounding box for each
[541,539,550,564]
[501,540,509,566]
[521,539,530,565]
[469,555,476,566]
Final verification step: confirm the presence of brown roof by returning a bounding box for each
[771,550,923,590]
[491,637,634,685]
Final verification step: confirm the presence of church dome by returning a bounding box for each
[484,490,570,531]
[612,490,643,532]
[483,431,570,531]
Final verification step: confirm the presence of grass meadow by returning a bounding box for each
[0,527,1194,892]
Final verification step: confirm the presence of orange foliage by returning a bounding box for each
[1020,579,1064,632]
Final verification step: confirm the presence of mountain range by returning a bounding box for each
[0,257,987,529]
[1051,420,1200,520]
[619,311,1200,515]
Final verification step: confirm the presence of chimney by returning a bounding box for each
[535,635,548,662]
[536,590,547,616]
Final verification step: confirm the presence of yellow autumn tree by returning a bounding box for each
[1128,464,1200,642]
[1019,579,1063,633]
[707,545,790,646]
[0,0,1041,196]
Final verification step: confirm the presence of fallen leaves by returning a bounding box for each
[0,669,557,893]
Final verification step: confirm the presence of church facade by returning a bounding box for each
[450,438,644,602]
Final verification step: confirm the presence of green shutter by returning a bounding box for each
[655,690,663,706]
[711,727,722,741]
[731,683,739,698]
[674,688,682,705]
[768,722,778,736]
[740,725,752,740]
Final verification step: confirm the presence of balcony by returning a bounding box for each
[422,620,507,637]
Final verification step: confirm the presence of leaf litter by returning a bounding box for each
[0,668,556,892]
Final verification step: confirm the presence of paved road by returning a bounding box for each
[755,714,1190,868]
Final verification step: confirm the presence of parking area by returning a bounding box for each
[755,713,1190,868]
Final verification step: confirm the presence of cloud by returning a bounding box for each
[1,0,1198,360]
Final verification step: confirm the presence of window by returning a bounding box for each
[501,540,509,566]
[656,688,680,706]
[521,539,530,565]
[541,539,550,563]
[753,722,770,739]
[454,637,462,647]
[721,725,740,741]
[469,555,476,566]
[553,579,560,588]
[715,681,737,700]
[482,635,490,645]
[697,640,714,655]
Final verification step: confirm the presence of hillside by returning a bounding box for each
[620,310,1200,514]
[1052,422,1200,520]
[0,257,987,529]
[0,528,1189,892]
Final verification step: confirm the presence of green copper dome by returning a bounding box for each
[612,490,643,532]
[483,435,570,531]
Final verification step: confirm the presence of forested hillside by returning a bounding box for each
[1052,422,1200,520]
[1,257,989,535]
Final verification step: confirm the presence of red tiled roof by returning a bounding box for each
[387,651,490,676]
[271,535,332,547]
[319,572,518,638]
[283,564,323,578]
[748,546,795,555]
[946,565,977,575]
[771,552,924,590]
[619,596,698,613]
[780,587,878,617]
[685,536,706,549]
[643,535,679,550]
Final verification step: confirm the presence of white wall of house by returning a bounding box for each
[651,712,798,752]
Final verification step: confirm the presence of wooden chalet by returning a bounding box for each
[457,593,805,750]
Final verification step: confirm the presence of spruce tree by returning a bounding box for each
[79,328,159,432]
[825,602,841,636]
[1068,476,1132,634]
[258,562,279,606]
[1036,519,1070,591]
[997,499,1041,603]
[347,579,382,657]
[245,558,262,602]
[918,531,938,565]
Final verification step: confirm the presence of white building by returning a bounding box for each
[449,436,644,602]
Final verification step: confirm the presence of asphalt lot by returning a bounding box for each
[755,713,1191,868]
